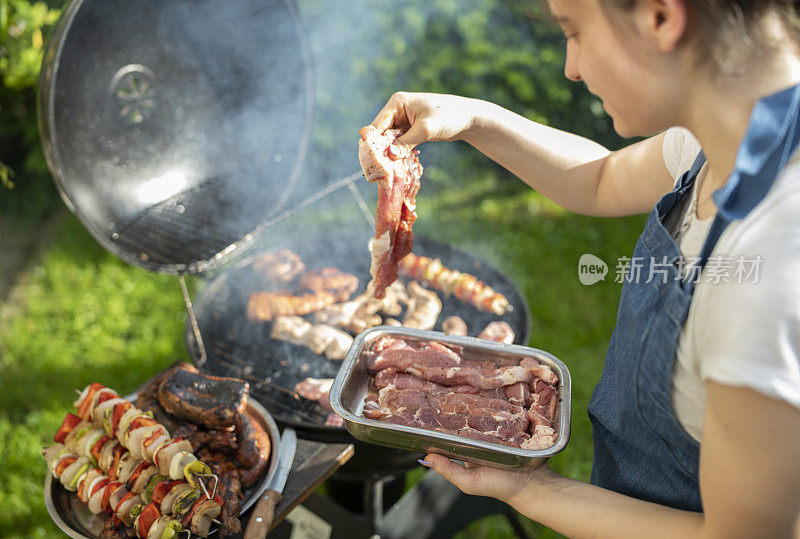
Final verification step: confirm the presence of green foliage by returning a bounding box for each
[0,0,60,88]
[372,0,621,147]
[0,159,13,187]
[297,0,627,205]
[0,0,64,224]
[0,215,191,538]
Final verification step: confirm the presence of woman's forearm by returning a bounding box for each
[463,101,611,215]
[514,466,704,538]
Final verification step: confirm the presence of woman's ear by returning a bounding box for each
[634,0,688,53]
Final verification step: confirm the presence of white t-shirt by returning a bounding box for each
[663,126,800,442]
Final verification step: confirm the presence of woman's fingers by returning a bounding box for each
[371,93,409,133]
[422,454,483,496]
[421,453,540,503]
[390,120,430,158]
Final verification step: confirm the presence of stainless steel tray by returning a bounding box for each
[330,326,571,470]
[44,395,281,538]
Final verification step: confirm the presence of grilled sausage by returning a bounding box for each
[235,414,270,486]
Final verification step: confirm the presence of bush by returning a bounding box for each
[300,0,627,203]
[0,0,64,225]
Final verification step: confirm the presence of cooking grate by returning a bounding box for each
[183,217,531,440]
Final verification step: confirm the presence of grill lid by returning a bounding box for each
[38,0,313,273]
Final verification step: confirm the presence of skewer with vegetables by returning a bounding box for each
[45,412,224,537]
[72,383,219,499]
[398,253,511,315]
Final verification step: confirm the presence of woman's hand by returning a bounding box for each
[419,453,551,507]
[369,92,486,158]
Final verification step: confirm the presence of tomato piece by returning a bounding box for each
[138,502,161,538]
[96,391,118,404]
[142,427,165,453]
[77,383,105,419]
[110,402,132,436]
[54,456,77,477]
[151,480,184,505]
[113,491,134,516]
[90,435,110,464]
[181,496,207,527]
[129,416,157,432]
[101,482,121,513]
[108,446,128,482]
[54,413,83,444]
[126,461,151,491]
[91,478,109,496]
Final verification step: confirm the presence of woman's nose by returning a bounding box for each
[564,41,582,82]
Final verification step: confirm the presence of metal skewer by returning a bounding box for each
[196,472,219,500]
[262,376,302,401]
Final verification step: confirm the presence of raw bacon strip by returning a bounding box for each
[521,425,557,450]
[527,380,558,432]
[358,125,423,298]
[521,357,559,386]
[368,341,531,390]
[373,370,508,401]
[376,387,530,447]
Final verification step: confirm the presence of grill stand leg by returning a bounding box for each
[267,470,530,539]
[377,469,524,539]
[364,477,385,534]
[179,273,207,368]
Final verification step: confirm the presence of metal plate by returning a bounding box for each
[44,396,281,538]
[187,233,531,440]
[330,326,571,470]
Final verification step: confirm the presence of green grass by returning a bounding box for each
[0,170,645,538]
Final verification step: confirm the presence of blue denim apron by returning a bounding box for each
[587,83,800,512]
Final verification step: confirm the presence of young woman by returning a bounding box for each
[367,0,800,536]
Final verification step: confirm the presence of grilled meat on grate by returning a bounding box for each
[296,267,359,302]
[98,518,137,539]
[252,248,306,283]
[247,289,340,321]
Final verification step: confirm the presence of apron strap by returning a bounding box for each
[685,83,800,286]
[678,151,707,191]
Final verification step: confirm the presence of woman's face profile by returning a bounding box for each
[547,0,688,137]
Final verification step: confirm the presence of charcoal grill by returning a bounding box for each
[38,0,537,535]
[185,230,531,475]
